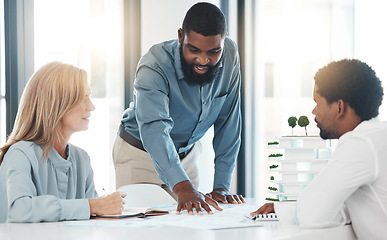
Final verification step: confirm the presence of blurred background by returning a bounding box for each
[1,0,386,200]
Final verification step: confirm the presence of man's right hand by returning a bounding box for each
[250,203,274,216]
[173,180,223,215]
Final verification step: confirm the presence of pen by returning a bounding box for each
[102,188,109,195]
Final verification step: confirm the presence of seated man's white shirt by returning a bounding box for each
[297,118,387,240]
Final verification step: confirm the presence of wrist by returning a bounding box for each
[88,198,101,215]
[173,180,196,195]
[88,199,95,215]
[213,188,228,192]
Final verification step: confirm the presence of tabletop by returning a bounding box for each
[0,200,357,240]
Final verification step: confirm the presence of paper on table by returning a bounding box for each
[151,203,266,230]
[66,202,269,230]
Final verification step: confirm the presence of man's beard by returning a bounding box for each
[180,46,222,87]
[316,120,340,140]
[319,128,336,140]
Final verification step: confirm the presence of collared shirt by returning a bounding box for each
[297,118,387,240]
[121,37,241,190]
[0,141,98,223]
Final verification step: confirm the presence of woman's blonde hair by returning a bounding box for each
[0,62,89,164]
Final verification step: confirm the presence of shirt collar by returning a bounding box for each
[174,43,185,81]
[340,117,381,140]
[48,145,72,172]
[354,117,382,131]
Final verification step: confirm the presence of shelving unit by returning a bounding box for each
[267,136,332,201]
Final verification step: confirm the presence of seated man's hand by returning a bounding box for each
[250,202,274,216]
[173,180,223,215]
[206,188,246,204]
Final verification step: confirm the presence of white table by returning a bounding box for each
[0,221,356,240]
[0,200,357,240]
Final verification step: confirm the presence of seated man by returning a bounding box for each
[251,59,387,240]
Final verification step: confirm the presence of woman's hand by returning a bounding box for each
[88,191,127,216]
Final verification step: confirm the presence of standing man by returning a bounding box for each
[251,59,387,240]
[113,2,245,215]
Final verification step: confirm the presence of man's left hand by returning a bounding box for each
[206,188,246,204]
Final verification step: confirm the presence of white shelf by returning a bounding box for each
[271,180,309,185]
[266,136,331,202]
[268,158,329,162]
[268,146,331,150]
[267,190,299,196]
[269,169,321,174]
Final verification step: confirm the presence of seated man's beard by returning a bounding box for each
[180,46,222,87]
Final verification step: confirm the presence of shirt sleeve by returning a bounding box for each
[134,66,189,189]
[212,51,242,190]
[297,136,377,228]
[5,148,90,223]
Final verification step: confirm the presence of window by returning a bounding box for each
[354,0,387,120]
[0,2,5,145]
[34,0,124,194]
[251,0,387,200]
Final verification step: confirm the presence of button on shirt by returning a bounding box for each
[121,37,241,190]
[0,141,98,223]
[297,118,387,240]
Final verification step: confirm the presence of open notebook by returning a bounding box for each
[91,207,169,219]
[92,184,176,219]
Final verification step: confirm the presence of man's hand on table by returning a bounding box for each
[206,188,246,204]
[173,180,223,215]
[250,203,274,216]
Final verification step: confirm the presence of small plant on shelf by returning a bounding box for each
[268,186,278,191]
[298,115,310,136]
[268,153,283,158]
[269,164,278,169]
[265,197,279,202]
[268,141,279,145]
[288,116,297,136]
[270,176,275,180]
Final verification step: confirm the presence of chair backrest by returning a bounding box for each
[117,184,176,208]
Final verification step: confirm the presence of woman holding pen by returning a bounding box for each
[0,62,125,223]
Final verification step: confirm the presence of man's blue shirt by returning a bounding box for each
[121,37,241,190]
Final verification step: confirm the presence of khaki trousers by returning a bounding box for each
[112,134,201,198]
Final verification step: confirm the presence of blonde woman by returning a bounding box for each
[0,62,125,223]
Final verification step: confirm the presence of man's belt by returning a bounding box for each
[118,124,192,160]
[118,124,145,151]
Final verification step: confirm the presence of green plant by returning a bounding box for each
[268,141,279,145]
[270,176,275,180]
[265,197,279,202]
[298,115,310,136]
[268,186,278,191]
[268,153,283,158]
[269,164,278,169]
[288,116,297,136]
